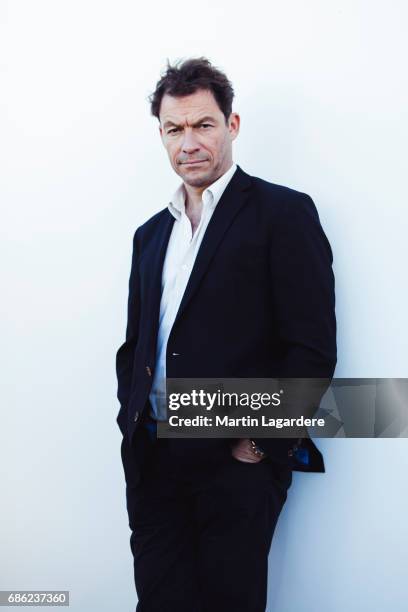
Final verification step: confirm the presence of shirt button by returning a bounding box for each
[181,264,188,270]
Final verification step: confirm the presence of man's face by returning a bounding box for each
[159,88,240,188]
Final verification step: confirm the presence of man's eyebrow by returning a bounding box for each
[162,116,218,129]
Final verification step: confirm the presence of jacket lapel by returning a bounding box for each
[141,210,174,343]
[172,164,252,329]
[141,165,252,344]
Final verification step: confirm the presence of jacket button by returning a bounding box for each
[288,449,294,457]
[146,366,152,376]
[134,411,139,422]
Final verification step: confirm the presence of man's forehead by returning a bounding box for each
[159,90,221,125]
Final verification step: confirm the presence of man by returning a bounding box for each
[116,57,337,612]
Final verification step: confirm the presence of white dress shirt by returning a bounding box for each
[148,162,237,420]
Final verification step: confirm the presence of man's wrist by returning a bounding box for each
[249,439,267,458]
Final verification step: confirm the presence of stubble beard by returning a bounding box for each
[176,160,223,189]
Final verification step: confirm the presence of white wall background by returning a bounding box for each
[1,1,407,610]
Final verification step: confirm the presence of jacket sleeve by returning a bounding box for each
[115,228,141,436]
[252,193,337,463]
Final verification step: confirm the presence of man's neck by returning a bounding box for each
[183,161,233,214]
[183,184,205,213]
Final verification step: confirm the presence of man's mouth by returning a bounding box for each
[180,159,208,166]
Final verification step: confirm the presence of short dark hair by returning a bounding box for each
[148,57,234,124]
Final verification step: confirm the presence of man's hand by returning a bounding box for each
[231,438,266,463]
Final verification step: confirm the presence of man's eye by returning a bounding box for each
[167,128,179,134]
[200,123,212,128]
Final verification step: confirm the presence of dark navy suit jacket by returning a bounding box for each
[116,165,337,473]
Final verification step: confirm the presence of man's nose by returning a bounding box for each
[181,129,200,153]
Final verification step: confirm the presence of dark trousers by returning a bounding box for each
[122,422,292,612]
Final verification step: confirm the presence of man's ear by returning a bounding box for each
[159,124,167,148]
[229,112,240,141]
